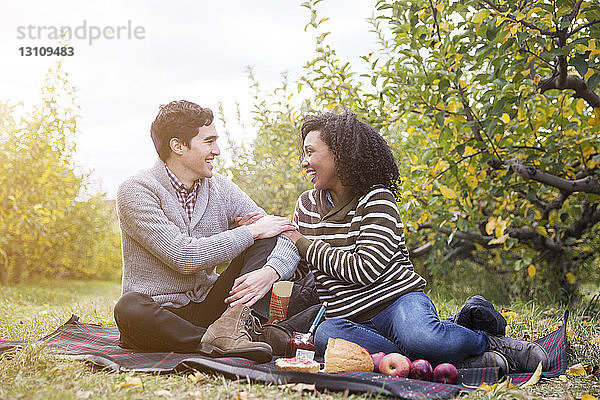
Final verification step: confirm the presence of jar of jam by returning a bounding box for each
[284,332,316,360]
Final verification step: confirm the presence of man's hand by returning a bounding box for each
[246,215,295,239]
[225,266,279,307]
[235,212,263,227]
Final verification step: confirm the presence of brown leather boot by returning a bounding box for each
[200,304,273,363]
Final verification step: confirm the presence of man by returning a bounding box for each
[113,100,298,362]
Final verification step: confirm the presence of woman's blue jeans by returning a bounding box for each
[314,291,489,364]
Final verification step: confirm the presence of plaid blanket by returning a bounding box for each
[0,311,568,399]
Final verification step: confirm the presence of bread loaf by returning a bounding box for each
[324,338,374,373]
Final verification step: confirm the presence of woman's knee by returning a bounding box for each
[314,319,345,353]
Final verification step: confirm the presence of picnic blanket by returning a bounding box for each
[0,311,569,399]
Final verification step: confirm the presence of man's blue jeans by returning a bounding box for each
[314,291,489,364]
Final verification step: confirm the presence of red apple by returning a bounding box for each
[409,359,433,381]
[371,352,386,373]
[378,353,411,377]
[433,363,459,384]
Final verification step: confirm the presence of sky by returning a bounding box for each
[0,0,377,198]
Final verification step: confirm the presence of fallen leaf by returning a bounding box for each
[282,383,316,392]
[582,395,598,400]
[558,374,568,382]
[236,392,249,400]
[76,390,93,399]
[154,389,172,397]
[119,376,143,389]
[186,391,203,400]
[567,363,587,377]
[520,362,542,388]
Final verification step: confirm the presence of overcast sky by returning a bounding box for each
[1,0,377,198]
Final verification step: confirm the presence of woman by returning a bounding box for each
[282,111,548,373]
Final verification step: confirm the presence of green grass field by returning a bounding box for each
[1,280,599,399]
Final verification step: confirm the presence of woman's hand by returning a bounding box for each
[282,229,304,244]
[225,266,279,307]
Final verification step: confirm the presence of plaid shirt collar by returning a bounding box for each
[165,164,200,221]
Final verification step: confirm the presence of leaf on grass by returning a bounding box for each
[559,374,568,382]
[188,371,206,383]
[528,264,536,278]
[76,390,93,399]
[520,361,542,388]
[282,383,316,392]
[119,376,143,389]
[154,390,172,397]
[186,391,203,400]
[567,363,587,377]
[236,392,252,400]
[565,272,576,284]
[582,395,598,400]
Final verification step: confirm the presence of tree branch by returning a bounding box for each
[563,202,600,240]
[506,226,563,253]
[571,19,600,36]
[491,158,600,194]
[539,73,600,108]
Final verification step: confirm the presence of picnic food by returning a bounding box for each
[323,338,374,373]
[379,353,411,377]
[433,363,459,384]
[285,332,316,360]
[409,359,433,381]
[371,352,386,373]
[275,356,321,373]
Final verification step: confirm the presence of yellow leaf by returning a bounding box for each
[488,234,509,245]
[472,10,490,24]
[435,3,445,13]
[576,99,585,114]
[501,113,510,124]
[510,24,518,35]
[520,362,543,388]
[559,374,568,382]
[495,218,509,238]
[535,226,547,236]
[528,264,536,278]
[486,217,497,235]
[567,363,587,376]
[582,395,598,400]
[566,272,576,285]
[466,175,478,189]
[440,185,458,199]
[501,310,518,322]
[119,376,143,389]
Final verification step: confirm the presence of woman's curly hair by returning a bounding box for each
[300,111,400,198]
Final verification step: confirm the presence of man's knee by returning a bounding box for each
[114,291,152,325]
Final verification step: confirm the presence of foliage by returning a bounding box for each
[367,0,600,303]
[0,63,122,284]
[224,0,600,304]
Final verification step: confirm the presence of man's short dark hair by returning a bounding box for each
[150,100,214,161]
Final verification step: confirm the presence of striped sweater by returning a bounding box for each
[293,186,426,321]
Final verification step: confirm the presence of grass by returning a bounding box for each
[1,280,599,400]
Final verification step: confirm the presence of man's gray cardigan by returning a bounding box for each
[116,160,299,308]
